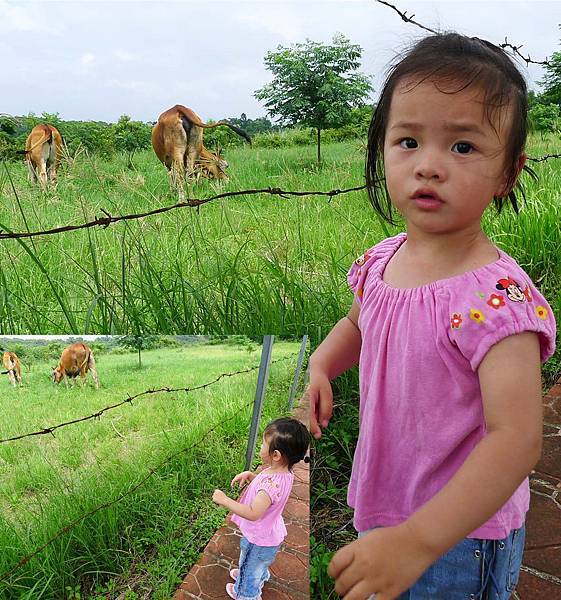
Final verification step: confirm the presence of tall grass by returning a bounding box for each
[0,339,306,599]
[1,138,559,349]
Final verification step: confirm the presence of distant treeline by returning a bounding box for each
[0,107,373,160]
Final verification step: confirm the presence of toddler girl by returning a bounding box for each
[309,33,556,599]
[212,417,310,600]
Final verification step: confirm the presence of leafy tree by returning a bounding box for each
[529,102,561,133]
[112,115,152,167]
[539,26,561,107]
[117,335,159,369]
[255,33,372,162]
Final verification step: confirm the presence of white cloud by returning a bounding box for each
[113,49,136,62]
[80,52,96,66]
[0,0,53,33]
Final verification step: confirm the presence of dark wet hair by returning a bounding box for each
[264,417,310,470]
[366,32,532,225]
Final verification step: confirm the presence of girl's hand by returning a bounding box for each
[328,523,437,600]
[212,489,229,506]
[308,369,333,439]
[231,471,254,488]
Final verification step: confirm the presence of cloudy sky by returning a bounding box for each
[1,0,559,123]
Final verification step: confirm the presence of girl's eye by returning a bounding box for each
[452,142,473,154]
[399,138,418,149]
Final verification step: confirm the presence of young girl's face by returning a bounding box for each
[383,78,516,236]
[259,435,273,464]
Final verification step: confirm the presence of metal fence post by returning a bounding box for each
[244,335,275,470]
[287,335,308,411]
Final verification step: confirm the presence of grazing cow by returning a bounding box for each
[52,343,99,389]
[2,351,22,387]
[151,105,250,195]
[24,123,63,187]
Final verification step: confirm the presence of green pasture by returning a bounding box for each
[0,137,559,354]
[0,339,305,599]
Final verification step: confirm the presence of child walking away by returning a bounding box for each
[309,33,556,600]
[212,417,310,600]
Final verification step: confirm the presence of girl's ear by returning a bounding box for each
[272,450,283,463]
[497,153,527,197]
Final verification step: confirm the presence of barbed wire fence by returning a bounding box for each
[0,336,309,586]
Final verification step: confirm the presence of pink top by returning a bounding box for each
[348,232,556,539]
[231,468,294,546]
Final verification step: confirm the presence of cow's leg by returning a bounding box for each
[37,161,48,188]
[88,361,100,389]
[27,159,38,184]
[8,370,16,387]
[170,156,185,200]
[185,147,198,180]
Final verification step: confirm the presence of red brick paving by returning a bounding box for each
[516,376,561,598]
[174,394,309,599]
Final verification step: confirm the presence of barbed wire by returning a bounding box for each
[0,354,298,444]
[527,153,561,163]
[0,182,367,240]
[375,0,552,67]
[0,396,257,582]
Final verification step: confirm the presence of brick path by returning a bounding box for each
[174,395,309,600]
[514,376,561,599]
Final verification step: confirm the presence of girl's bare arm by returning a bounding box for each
[405,330,542,557]
[308,300,362,438]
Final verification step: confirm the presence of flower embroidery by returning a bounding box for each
[523,286,533,303]
[469,308,486,324]
[536,305,548,320]
[355,252,369,266]
[450,313,463,329]
[476,292,486,300]
[487,294,506,310]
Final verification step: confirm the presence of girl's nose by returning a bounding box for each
[414,152,446,181]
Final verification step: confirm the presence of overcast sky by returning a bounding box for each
[1,0,559,123]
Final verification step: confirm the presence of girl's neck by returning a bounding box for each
[403,225,497,267]
[265,463,290,473]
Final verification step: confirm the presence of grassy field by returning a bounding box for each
[0,137,559,352]
[0,338,306,599]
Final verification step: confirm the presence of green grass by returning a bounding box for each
[0,137,559,353]
[0,339,306,599]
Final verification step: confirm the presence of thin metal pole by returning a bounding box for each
[245,335,274,470]
[287,335,308,411]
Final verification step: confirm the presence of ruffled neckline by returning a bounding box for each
[375,233,508,294]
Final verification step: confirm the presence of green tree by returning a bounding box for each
[539,26,561,107]
[255,33,372,162]
[117,335,159,369]
[112,115,152,167]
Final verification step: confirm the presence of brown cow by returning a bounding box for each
[2,351,22,387]
[52,343,99,389]
[24,123,63,187]
[151,105,250,196]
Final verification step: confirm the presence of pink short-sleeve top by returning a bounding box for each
[347,232,556,539]
[231,468,294,546]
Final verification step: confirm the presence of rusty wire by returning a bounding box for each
[0,351,306,582]
[0,354,298,444]
[375,0,552,67]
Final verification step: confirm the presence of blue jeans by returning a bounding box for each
[359,525,525,599]
[234,536,281,600]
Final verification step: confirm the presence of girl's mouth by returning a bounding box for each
[412,189,443,210]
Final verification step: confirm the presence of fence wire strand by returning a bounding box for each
[376,0,552,67]
[0,350,306,583]
[0,354,298,444]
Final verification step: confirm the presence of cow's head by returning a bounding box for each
[52,366,63,384]
[197,146,228,181]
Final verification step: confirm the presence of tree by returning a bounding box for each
[539,26,561,107]
[113,115,152,167]
[117,335,159,369]
[255,34,372,162]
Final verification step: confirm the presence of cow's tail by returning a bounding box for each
[79,346,90,371]
[24,129,53,154]
[200,120,252,145]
